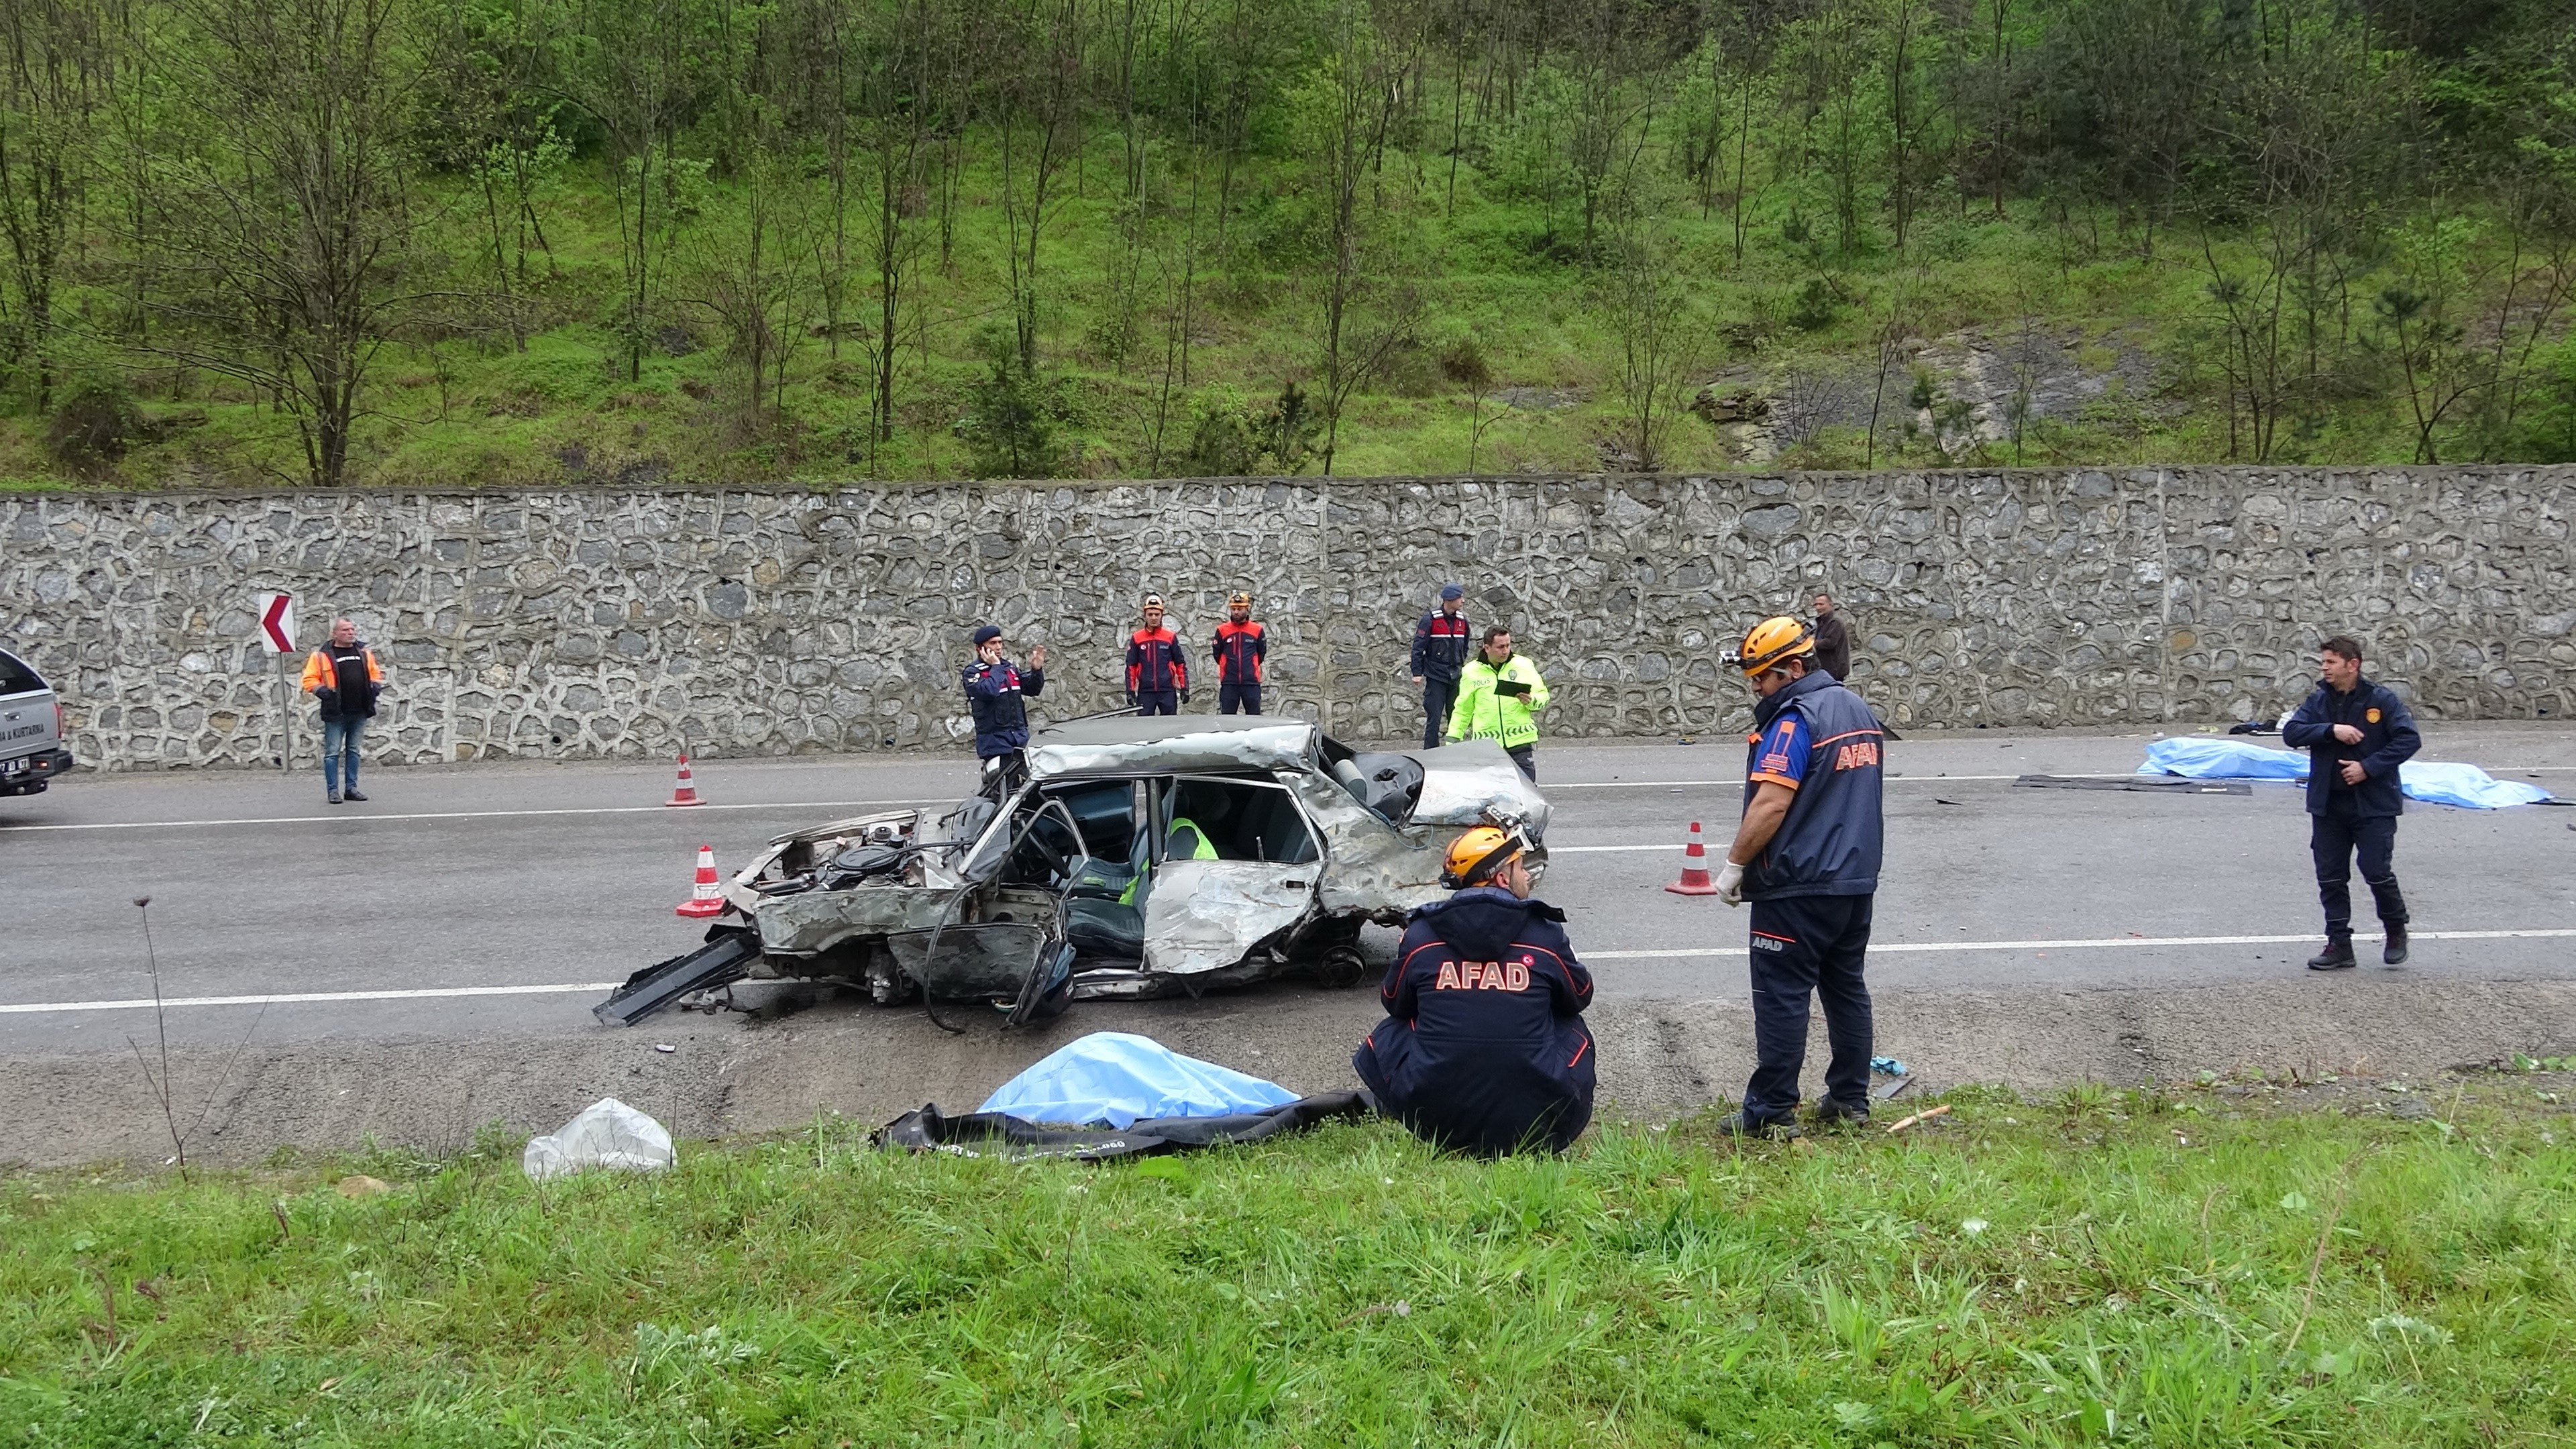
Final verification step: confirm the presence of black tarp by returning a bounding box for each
[875,1092,1373,1161]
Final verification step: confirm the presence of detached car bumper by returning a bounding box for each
[0,747,73,793]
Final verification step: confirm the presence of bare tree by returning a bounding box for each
[133,0,429,488]
[1597,220,1701,470]
[994,0,1081,378]
[1307,0,1421,475]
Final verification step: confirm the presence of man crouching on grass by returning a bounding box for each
[1352,824,1596,1155]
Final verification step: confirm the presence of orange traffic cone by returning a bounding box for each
[665,752,704,807]
[1664,821,1723,896]
[676,845,727,918]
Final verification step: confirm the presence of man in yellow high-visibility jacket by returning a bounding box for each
[1445,624,1549,780]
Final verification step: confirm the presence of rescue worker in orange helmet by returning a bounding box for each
[1352,824,1596,1155]
[1125,594,1188,715]
[1712,616,1885,1140]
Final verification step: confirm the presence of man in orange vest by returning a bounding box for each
[1211,590,1267,714]
[301,618,385,804]
[1126,594,1189,715]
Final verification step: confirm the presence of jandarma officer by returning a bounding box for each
[962,625,1046,794]
[1712,616,1886,1139]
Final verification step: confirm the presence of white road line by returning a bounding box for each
[12,927,2573,1016]
[0,981,625,1014]
[1587,928,2576,962]
[0,798,955,835]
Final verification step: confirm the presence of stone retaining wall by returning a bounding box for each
[3,468,2569,770]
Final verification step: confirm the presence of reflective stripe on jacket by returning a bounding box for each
[1446,653,1548,750]
[301,643,384,721]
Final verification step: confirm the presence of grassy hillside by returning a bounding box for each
[4,0,2575,490]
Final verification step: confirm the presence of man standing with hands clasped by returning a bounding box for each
[1711,616,1884,1139]
[2282,636,2420,969]
[1126,594,1189,715]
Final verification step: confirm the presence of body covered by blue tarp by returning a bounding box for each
[2141,738,2553,810]
[979,1031,1299,1128]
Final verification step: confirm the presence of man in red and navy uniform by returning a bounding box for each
[1212,590,1267,715]
[1125,593,1189,715]
[1711,615,1885,1139]
[1410,583,1474,750]
[1353,824,1595,1155]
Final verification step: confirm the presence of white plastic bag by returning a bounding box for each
[522,1097,674,1181]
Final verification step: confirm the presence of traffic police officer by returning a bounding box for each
[1124,594,1189,715]
[1446,624,1549,780]
[1212,591,1267,714]
[1352,824,1596,1155]
[2282,635,2421,969]
[962,625,1046,795]
[1713,616,1885,1138]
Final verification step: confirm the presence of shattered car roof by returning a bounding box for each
[1026,714,1321,778]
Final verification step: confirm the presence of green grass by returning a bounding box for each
[4,1085,2573,1445]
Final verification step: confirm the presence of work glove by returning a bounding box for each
[1714,860,1746,906]
[1181,688,1192,706]
[1126,692,1138,708]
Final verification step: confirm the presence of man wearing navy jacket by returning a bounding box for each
[1125,594,1189,714]
[1409,583,1473,749]
[2281,636,2422,969]
[1352,824,1595,1156]
[963,625,1046,795]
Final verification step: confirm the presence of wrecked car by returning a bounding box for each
[597,715,1550,1028]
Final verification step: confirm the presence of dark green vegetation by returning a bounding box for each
[3,1080,2571,1444]
[3,0,2576,488]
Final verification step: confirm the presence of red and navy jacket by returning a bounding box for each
[1126,625,1189,696]
[1212,619,1267,683]
[1351,887,1595,1156]
[1411,607,1474,682]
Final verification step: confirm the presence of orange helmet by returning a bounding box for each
[1723,616,1815,678]
[1442,823,1534,889]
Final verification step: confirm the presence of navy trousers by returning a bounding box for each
[2311,806,2406,939]
[1422,676,1459,749]
[1134,688,1178,716]
[1219,679,1261,714]
[1743,892,1875,1122]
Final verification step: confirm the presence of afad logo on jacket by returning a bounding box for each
[1434,955,1536,991]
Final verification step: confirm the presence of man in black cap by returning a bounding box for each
[1409,582,1472,750]
[2282,635,2420,969]
[963,626,1046,794]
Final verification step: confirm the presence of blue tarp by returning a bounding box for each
[2140,738,2555,810]
[979,1032,1299,1128]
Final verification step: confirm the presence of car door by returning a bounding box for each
[1140,775,1323,975]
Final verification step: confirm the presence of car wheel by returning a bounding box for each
[1315,944,1368,988]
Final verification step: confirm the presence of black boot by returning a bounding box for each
[2383,922,2409,965]
[2306,938,2356,971]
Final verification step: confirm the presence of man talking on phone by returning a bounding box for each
[1446,624,1549,780]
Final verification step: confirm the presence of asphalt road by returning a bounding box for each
[6,724,2574,1164]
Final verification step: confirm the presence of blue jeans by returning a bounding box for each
[323,717,364,794]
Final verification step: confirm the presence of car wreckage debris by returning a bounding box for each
[592,716,1550,1030]
[2012,773,2252,795]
